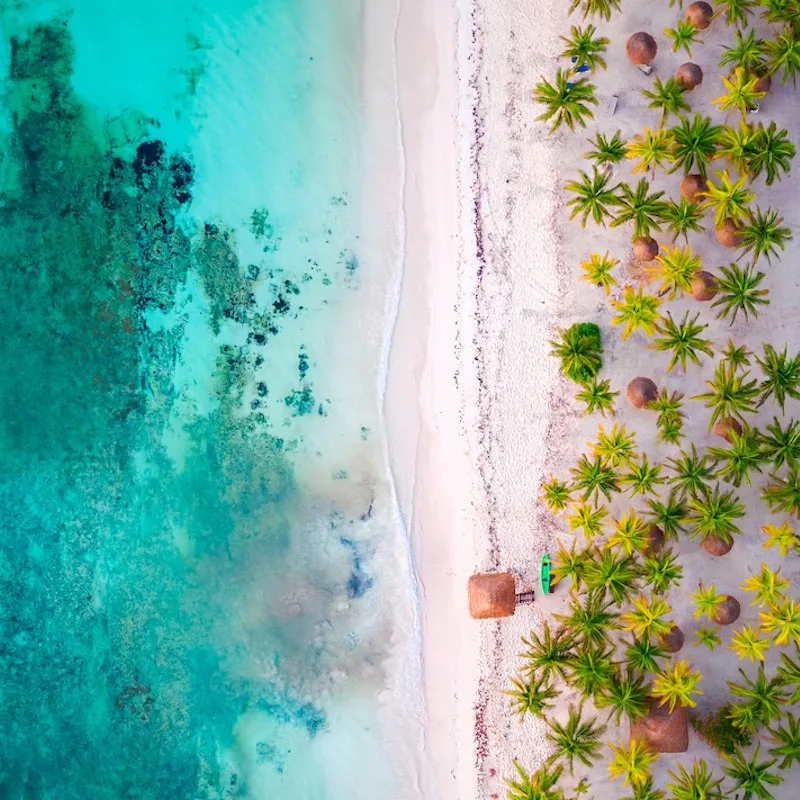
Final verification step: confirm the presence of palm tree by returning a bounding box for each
[700,170,755,227]
[669,114,721,177]
[554,539,592,592]
[506,761,565,800]
[720,339,752,370]
[712,67,766,119]
[756,344,800,410]
[651,659,703,711]
[760,417,800,468]
[666,759,724,800]
[519,622,576,682]
[722,744,783,800]
[656,415,684,446]
[711,263,768,323]
[567,502,608,541]
[776,646,800,702]
[645,493,688,539]
[715,120,758,177]
[695,626,722,651]
[506,672,558,718]
[729,624,771,662]
[740,562,789,609]
[564,168,619,226]
[542,476,570,512]
[647,245,701,299]
[623,634,668,675]
[719,28,765,73]
[627,128,674,177]
[611,179,669,239]
[585,129,626,166]
[591,423,638,467]
[533,69,598,131]
[641,548,683,595]
[608,738,658,787]
[580,251,618,294]
[609,510,651,554]
[650,392,686,446]
[568,643,616,697]
[662,198,705,242]
[620,455,664,496]
[690,582,726,621]
[621,595,674,639]
[693,362,759,428]
[556,593,619,648]
[559,24,609,71]
[652,312,712,371]
[610,286,662,339]
[667,445,714,499]
[767,713,800,769]
[546,704,606,773]
[549,324,603,383]
[738,208,792,265]
[728,665,788,731]
[619,776,665,800]
[707,422,764,487]
[583,548,639,604]
[642,76,691,126]
[568,0,622,21]
[760,598,800,646]
[764,25,800,86]
[596,669,649,723]
[716,0,756,25]
[665,19,703,55]
[688,484,746,545]
[575,377,618,415]
[758,0,800,27]
[748,122,796,185]
[762,520,799,556]
[762,467,800,517]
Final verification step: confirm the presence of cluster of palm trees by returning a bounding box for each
[511,1,800,798]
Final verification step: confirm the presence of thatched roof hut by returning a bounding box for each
[755,73,771,95]
[691,271,718,302]
[633,236,659,261]
[468,572,516,619]
[644,524,665,556]
[676,62,703,89]
[714,596,741,625]
[660,625,685,654]
[713,416,742,443]
[627,377,658,409]
[703,534,734,556]
[716,217,744,247]
[680,173,705,201]
[686,1,714,28]
[626,32,657,65]
[631,699,689,753]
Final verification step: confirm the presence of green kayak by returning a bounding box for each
[540,553,552,595]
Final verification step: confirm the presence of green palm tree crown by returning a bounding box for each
[570,453,621,501]
[764,25,800,86]
[739,207,792,265]
[689,582,725,620]
[728,665,788,731]
[668,114,721,177]
[717,0,756,27]
[700,169,755,227]
[756,343,800,410]
[762,467,800,518]
[687,483,746,545]
[707,422,764,487]
[627,128,674,176]
[749,122,796,185]
[666,759,724,800]
[568,501,608,541]
[651,658,703,712]
[549,324,603,383]
[776,646,800,702]
[596,669,649,724]
[519,623,576,682]
[621,595,673,639]
[721,339,752,370]
[568,0,622,21]
[546,704,606,774]
[760,597,800,646]
[608,738,658,787]
[647,245,701,299]
[652,311,713,372]
[583,548,639,604]
[568,644,616,697]
[650,392,686,447]
[695,625,722,651]
[533,69,598,132]
[564,168,619,226]
[730,624,770,662]
[506,672,558,718]
[554,539,592,592]
[760,417,800,468]
[506,761,565,800]
[559,24,609,71]
[665,19,702,56]
[609,510,651,554]
[662,198,705,242]
[575,377,618,415]
[759,0,800,27]
[646,493,688,539]
[715,120,758,177]
[591,422,638,467]
[585,129,626,165]
[719,28,766,73]
[610,286,662,339]
[741,562,789,609]
[711,263,769,324]
[722,743,783,800]
[542,476,571,511]
[667,445,714,499]
[642,76,691,126]
[623,635,667,676]
[620,455,664,496]
[712,67,766,119]
[641,548,683,595]
[767,712,800,769]
[556,593,619,648]
[611,178,669,239]
[581,251,618,294]
[693,361,759,428]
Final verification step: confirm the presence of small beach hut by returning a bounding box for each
[468,572,516,619]
[676,62,703,89]
[631,698,689,753]
[626,32,657,66]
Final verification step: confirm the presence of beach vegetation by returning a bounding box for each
[762,466,800,517]
[665,759,724,800]
[666,19,703,55]
[506,673,558,718]
[719,28,767,72]
[559,24,610,72]
[759,597,800,646]
[621,595,673,639]
[584,129,627,166]
[583,548,639,604]
[623,634,668,675]
[533,70,598,131]
[549,322,603,384]
[650,391,686,446]
[542,476,571,512]
[610,286,662,339]
[590,422,637,467]
[570,453,620,502]
[608,738,657,787]
[722,743,783,800]
[546,705,606,774]
[520,623,576,682]
[690,582,726,620]
[720,339,752,370]
[764,25,800,85]
[611,179,669,240]
[647,245,701,299]
[700,170,755,227]
[506,761,565,800]
[669,114,721,177]
[556,593,619,648]
[761,519,799,555]
[776,646,800,702]
[567,501,608,541]
[662,198,705,242]
[652,312,713,372]
[766,712,800,769]
[641,548,684,595]
[667,445,715,499]
[627,128,674,176]
[695,625,723,650]
[651,659,703,711]
[565,168,619,226]
[715,120,758,176]
[575,377,618,415]
[748,122,796,185]
[730,624,771,661]
[739,207,792,264]
[693,361,759,428]
[596,669,649,724]
[707,422,764,486]
[642,76,691,126]
[740,562,789,609]
[711,67,766,119]
[580,252,618,294]
[760,417,800,468]
[728,665,788,731]
[554,539,592,592]
[756,343,800,410]
[687,483,746,545]
[645,494,688,539]
[620,455,664,496]
[710,263,769,324]
[568,644,616,698]
[608,510,651,554]
[691,704,754,755]
[568,0,622,22]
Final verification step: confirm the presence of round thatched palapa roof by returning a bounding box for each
[716,217,744,247]
[627,377,658,409]
[713,416,742,443]
[680,173,705,201]
[660,625,685,653]
[691,271,718,302]
[643,524,665,556]
[626,32,657,65]
[676,62,703,89]
[714,595,741,625]
[704,534,734,556]
[754,73,771,95]
[633,236,659,261]
[686,1,714,28]
[468,572,516,619]
[631,698,689,753]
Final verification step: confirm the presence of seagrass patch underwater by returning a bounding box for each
[0,3,407,797]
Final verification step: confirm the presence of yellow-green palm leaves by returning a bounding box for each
[608,738,657,787]
[711,67,766,119]
[611,286,662,339]
[700,169,755,227]
[651,659,703,711]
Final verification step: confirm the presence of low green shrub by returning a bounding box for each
[549,322,603,385]
[690,703,753,755]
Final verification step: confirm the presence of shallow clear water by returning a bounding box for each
[0,2,413,797]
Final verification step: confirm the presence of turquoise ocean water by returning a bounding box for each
[0,1,417,797]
